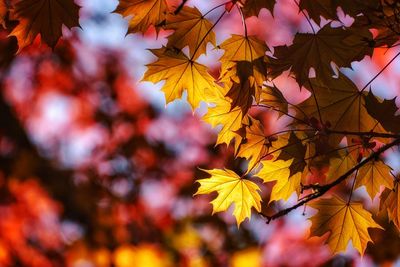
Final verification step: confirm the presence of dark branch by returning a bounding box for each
[263,137,400,223]
[325,129,400,139]
[174,0,189,15]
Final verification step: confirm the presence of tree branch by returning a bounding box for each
[174,0,189,15]
[325,129,400,139]
[262,137,400,223]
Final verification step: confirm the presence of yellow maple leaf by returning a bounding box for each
[115,0,168,34]
[356,159,394,199]
[165,6,215,59]
[195,168,262,225]
[309,196,383,255]
[260,85,288,115]
[143,47,219,109]
[326,150,357,182]
[218,35,268,101]
[236,118,268,172]
[9,0,80,51]
[255,159,302,202]
[380,182,400,230]
[203,95,249,148]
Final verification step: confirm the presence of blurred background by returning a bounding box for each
[0,0,400,266]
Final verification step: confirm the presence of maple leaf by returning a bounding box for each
[9,0,80,51]
[259,84,288,115]
[241,0,276,18]
[268,24,373,85]
[203,95,249,148]
[218,35,268,101]
[225,78,255,114]
[355,159,394,199]
[115,0,168,34]
[338,0,379,18]
[165,6,215,59]
[364,91,400,133]
[195,168,262,225]
[255,159,302,202]
[236,118,268,172]
[380,182,400,230]
[298,0,338,24]
[298,73,386,145]
[225,60,259,113]
[237,130,300,175]
[142,47,219,109]
[309,196,383,255]
[326,150,357,182]
[276,132,307,177]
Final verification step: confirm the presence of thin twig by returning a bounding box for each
[293,0,316,34]
[203,1,232,17]
[360,51,400,92]
[190,9,228,60]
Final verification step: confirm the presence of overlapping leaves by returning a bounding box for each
[128,0,400,256]
[5,0,400,257]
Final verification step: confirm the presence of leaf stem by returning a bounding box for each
[203,1,233,17]
[347,169,359,205]
[190,9,227,60]
[237,5,248,37]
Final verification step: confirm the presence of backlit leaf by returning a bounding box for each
[218,35,268,101]
[380,182,400,230]
[299,73,386,145]
[195,168,262,225]
[309,196,383,255]
[364,91,400,133]
[356,159,394,199]
[115,0,168,34]
[268,24,373,85]
[256,159,302,202]
[10,0,80,51]
[165,6,215,59]
[143,47,219,109]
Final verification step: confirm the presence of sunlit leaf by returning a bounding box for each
[218,34,268,101]
[115,0,168,34]
[143,47,218,109]
[195,168,262,225]
[165,6,215,59]
[256,159,302,202]
[309,196,383,255]
[356,159,394,199]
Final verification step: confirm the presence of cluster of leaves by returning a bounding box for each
[114,0,400,256]
[2,0,400,259]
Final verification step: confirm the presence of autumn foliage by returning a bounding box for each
[1,0,400,266]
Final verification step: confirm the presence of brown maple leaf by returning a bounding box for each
[10,0,80,51]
